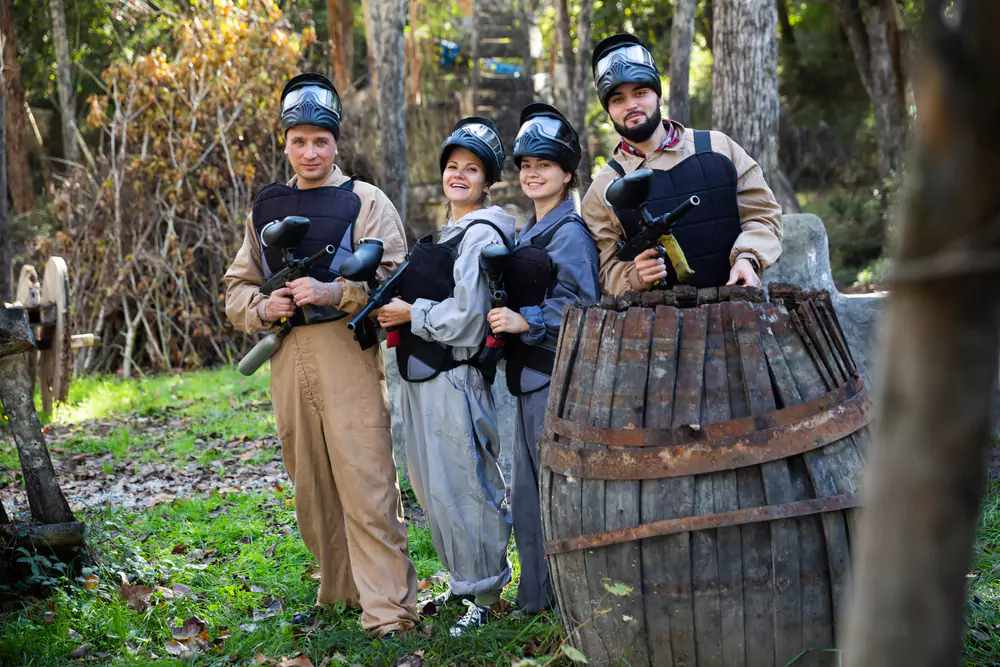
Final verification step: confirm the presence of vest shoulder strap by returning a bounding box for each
[607,158,626,177]
[531,213,590,248]
[339,177,356,192]
[694,129,713,154]
[448,219,512,250]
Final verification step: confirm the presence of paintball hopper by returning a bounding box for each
[605,168,654,210]
[340,237,385,284]
[262,215,311,252]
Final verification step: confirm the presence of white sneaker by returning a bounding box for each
[419,587,453,615]
[449,599,491,637]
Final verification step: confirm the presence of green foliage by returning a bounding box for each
[964,476,1000,666]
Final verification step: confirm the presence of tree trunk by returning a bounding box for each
[842,3,1000,664]
[0,309,75,525]
[327,0,354,93]
[0,31,10,304]
[712,0,779,179]
[864,0,907,176]
[0,0,33,216]
[404,0,424,105]
[669,0,697,125]
[699,0,714,55]
[572,0,594,189]
[373,0,407,222]
[361,0,377,90]
[49,0,78,169]
[830,0,908,176]
[554,0,574,112]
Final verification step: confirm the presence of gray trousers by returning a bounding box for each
[512,388,557,613]
[401,365,512,597]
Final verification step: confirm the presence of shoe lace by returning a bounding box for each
[455,599,486,627]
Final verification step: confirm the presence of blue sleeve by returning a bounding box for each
[519,222,600,347]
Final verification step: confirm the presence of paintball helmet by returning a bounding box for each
[591,34,662,110]
[281,73,343,139]
[440,117,506,185]
[512,103,581,173]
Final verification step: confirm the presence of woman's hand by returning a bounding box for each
[376,297,413,327]
[488,307,529,335]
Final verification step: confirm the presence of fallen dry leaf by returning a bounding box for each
[81,574,99,590]
[68,628,83,641]
[392,654,424,667]
[170,616,207,640]
[68,644,92,658]
[278,656,315,667]
[417,578,433,592]
[148,492,177,507]
[265,544,276,559]
[41,611,57,625]
[172,583,192,598]
[254,654,277,665]
[119,584,155,612]
[171,544,188,555]
[156,585,174,600]
[239,451,256,461]
[164,640,192,658]
[252,597,284,621]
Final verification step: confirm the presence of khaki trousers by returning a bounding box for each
[269,321,418,635]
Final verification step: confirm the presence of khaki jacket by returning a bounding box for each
[581,122,783,295]
[224,165,406,334]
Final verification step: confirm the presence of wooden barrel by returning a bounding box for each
[539,284,869,667]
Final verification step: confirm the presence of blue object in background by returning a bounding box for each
[438,39,461,69]
[484,58,523,77]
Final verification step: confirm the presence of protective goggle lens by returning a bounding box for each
[282,85,341,114]
[595,44,656,78]
[516,116,575,146]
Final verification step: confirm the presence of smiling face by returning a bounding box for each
[284,125,338,185]
[606,82,662,143]
[442,147,487,207]
[518,156,572,202]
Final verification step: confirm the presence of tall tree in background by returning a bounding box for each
[712,0,779,178]
[829,0,908,177]
[49,0,78,169]
[327,0,354,93]
[371,0,407,222]
[554,0,594,188]
[669,0,697,125]
[0,0,33,215]
[0,32,10,302]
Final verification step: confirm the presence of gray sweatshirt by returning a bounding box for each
[516,199,600,358]
[410,205,517,361]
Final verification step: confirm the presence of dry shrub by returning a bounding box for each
[40,0,334,375]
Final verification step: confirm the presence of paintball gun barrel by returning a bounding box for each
[339,237,410,349]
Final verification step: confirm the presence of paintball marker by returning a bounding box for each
[238,216,335,376]
[339,238,411,349]
[479,243,510,347]
[607,168,700,282]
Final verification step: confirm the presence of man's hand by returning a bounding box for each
[727,257,761,288]
[488,307,529,335]
[376,297,412,327]
[286,277,336,307]
[633,247,668,287]
[264,287,297,322]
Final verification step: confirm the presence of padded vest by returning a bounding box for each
[394,220,511,383]
[608,130,741,288]
[503,214,587,396]
[251,180,361,326]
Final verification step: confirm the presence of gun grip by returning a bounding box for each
[386,328,401,348]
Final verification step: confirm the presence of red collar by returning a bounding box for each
[617,120,681,157]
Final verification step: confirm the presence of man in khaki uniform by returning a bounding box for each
[583,34,782,293]
[224,73,417,636]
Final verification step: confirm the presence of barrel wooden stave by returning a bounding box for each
[543,291,866,667]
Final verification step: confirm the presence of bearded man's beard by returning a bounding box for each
[613,106,662,143]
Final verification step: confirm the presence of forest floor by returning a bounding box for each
[0,368,998,665]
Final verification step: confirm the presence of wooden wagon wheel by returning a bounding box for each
[38,257,71,412]
[14,265,41,394]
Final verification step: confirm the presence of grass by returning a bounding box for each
[0,366,567,665]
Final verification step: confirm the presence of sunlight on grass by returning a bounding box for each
[45,366,271,426]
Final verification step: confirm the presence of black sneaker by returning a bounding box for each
[449,599,490,637]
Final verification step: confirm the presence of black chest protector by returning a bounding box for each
[609,130,741,288]
[503,215,586,396]
[251,180,361,326]
[394,220,510,384]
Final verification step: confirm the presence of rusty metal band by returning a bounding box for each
[540,379,870,480]
[545,493,860,555]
